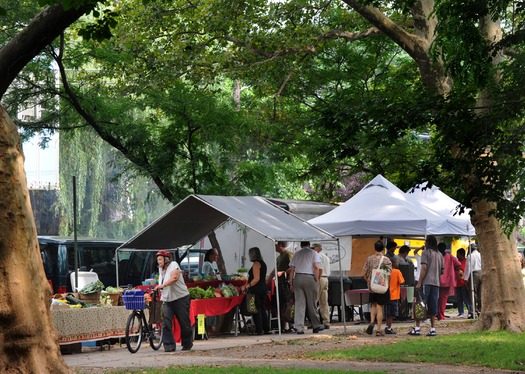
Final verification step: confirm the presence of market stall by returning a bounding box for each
[118,194,338,335]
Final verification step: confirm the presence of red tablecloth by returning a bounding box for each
[172,295,245,342]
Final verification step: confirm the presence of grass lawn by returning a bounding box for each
[308,330,525,371]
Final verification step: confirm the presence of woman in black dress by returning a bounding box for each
[241,247,270,334]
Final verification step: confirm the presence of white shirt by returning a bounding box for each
[464,250,482,280]
[290,247,321,275]
[319,252,330,277]
[159,261,189,302]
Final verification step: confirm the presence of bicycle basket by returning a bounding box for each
[123,290,145,310]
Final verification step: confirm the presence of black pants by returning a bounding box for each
[162,294,193,349]
[251,291,269,334]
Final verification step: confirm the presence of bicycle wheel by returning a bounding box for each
[125,311,144,353]
[149,322,163,350]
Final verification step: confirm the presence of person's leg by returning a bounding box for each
[367,300,377,335]
[318,277,330,327]
[293,276,307,333]
[438,287,448,320]
[376,304,384,333]
[474,272,482,313]
[162,301,177,351]
[172,295,193,349]
[461,286,472,315]
[304,276,322,330]
[259,292,270,333]
[426,285,439,335]
[456,286,464,315]
[251,295,264,334]
[385,302,392,329]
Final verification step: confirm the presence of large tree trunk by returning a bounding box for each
[471,201,525,331]
[0,106,70,373]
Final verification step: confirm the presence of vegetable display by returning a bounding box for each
[188,283,240,299]
[79,280,105,294]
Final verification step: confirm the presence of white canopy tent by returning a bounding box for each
[308,174,473,237]
[406,181,476,236]
[118,194,342,335]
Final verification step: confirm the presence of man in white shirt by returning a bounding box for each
[313,243,331,329]
[463,243,482,318]
[289,241,324,334]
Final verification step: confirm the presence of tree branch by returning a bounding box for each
[0,3,94,100]
[52,36,175,202]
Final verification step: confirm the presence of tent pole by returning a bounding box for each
[273,240,282,337]
[115,248,120,288]
[337,238,346,334]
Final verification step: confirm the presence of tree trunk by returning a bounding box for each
[471,200,525,332]
[207,231,227,275]
[0,106,70,373]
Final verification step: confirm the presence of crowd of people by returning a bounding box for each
[362,236,486,337]
[151,237,493,351]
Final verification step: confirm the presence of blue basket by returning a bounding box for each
[123,290,145,310]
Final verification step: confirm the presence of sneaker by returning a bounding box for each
[457,313,464,318]
[385,327,396,335]
[366,323,374,335]
[408,327,421,336]
[427,329,437,336]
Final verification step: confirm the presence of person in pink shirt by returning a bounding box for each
[437,243,461,320]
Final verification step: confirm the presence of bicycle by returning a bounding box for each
[124,288,163,353]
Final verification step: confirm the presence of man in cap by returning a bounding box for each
[463,243,482,318]
[312,243,331,329]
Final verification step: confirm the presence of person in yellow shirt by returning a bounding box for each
[385,258,405,334]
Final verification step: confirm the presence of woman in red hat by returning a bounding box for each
[154,250,193,352]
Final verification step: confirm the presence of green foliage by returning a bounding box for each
[77,7,119,41]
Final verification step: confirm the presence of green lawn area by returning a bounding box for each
[308,330,525,371]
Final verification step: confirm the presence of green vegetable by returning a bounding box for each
[105,286,122,293]
[203,287,216,299]
[188,287,206,299]
[79,280,105,294]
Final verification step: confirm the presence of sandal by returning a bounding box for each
[376,331,384,336]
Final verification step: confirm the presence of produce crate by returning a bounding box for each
[107,292,121,306]
[78,291,101,304]
[123,290,145,310]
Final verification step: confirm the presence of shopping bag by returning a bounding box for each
[241,292,259,315]
[370,256,389,294]
[413,288,428,321]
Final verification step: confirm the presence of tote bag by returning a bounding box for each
[241,292,259,315]
[370,256,389,294]
[413,288,428,321]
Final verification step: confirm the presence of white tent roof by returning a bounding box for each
[119,194,336,249]
[406,182,475,236]
[308,175,473,236]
